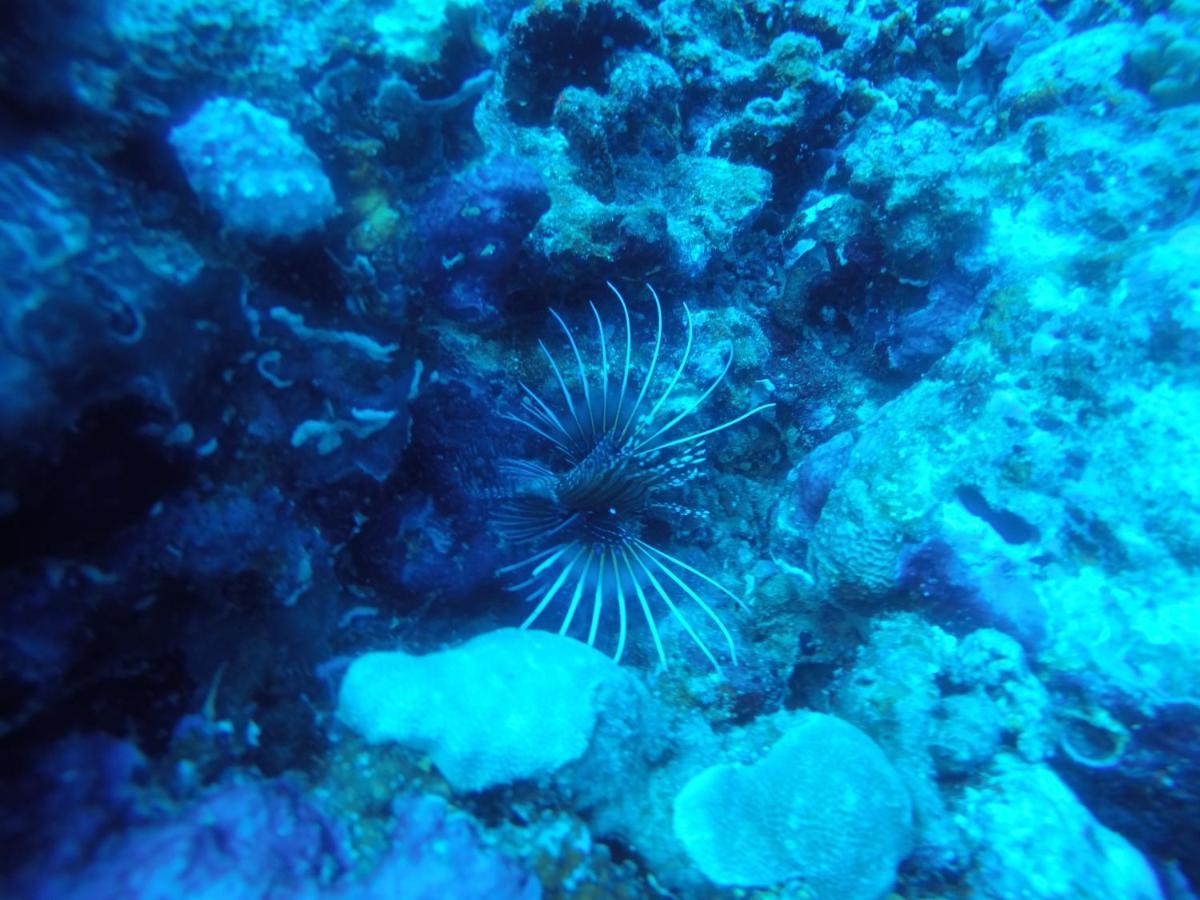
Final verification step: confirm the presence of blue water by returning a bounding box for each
[1,1,1197,897]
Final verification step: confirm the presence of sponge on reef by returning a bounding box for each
[169,97,336,239]
[337,628,637,792]
[672,712,912,897]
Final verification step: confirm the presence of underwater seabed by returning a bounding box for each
[2,0,1199,897]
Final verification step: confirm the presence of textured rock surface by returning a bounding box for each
[956,759,1163,900]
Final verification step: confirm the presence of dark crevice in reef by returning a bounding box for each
[955,484,1040,545]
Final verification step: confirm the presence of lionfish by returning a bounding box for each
[494,283,773,670]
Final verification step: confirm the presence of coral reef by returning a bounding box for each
[1,0,1197,895]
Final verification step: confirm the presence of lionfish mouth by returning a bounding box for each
[493,283,774,670]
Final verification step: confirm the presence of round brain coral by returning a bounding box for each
[673,712,913,897]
